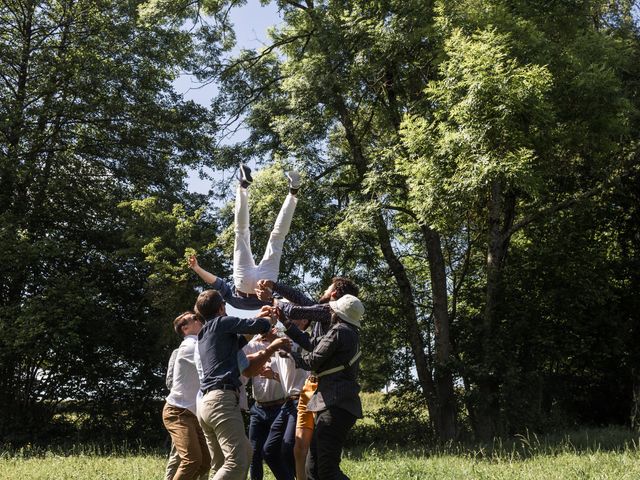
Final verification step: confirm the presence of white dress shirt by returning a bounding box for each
[166,335,200,414]
[270,342,309,397]
[243,337,285,403]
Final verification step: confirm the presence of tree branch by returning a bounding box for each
[502,184,601,241]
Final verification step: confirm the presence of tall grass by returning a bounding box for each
[2,427,640,479]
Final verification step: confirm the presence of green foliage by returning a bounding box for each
[4,0,640,446]
[0,0,214,444]
[119,196,217,312]
[399,26,553,230]
[175,0,640,440]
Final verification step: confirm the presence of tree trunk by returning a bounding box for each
[475,179,513,441]
[382,61,457,440]
[372,212,441,423]
[422,225,457,440]
[330,90,450,436]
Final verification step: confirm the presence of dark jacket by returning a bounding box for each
[198,315,270,392]
[291,321,362,418]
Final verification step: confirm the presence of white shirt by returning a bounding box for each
[166,335,200,414]
[271,342,309,397]
[243,337,285,403]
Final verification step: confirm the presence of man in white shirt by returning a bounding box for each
[243,334,287,480]
[165,348,182,480]
[163,312,211,480]
[262,318,310,480]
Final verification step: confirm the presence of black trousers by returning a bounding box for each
[306,406,357,480]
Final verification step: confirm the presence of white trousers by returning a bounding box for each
[233,186,298,294]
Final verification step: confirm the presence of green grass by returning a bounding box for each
[2,446,640,479]
[3,427,640,479]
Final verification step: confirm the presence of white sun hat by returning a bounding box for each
[329,294,364,328]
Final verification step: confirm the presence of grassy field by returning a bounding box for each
[2,427,640,479]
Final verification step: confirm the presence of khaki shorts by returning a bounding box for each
[296,377,318,431]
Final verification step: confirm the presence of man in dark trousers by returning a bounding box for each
[285,294,364,480]
[256,277,359,480]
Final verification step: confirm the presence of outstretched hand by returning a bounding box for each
[188,255,199,270]
[269,336,291,353]
[255,279,275,301]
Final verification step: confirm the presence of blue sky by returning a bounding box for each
[174,2,282,195]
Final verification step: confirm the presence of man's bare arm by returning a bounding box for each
[242,337,291,377]
[188,255,218,284]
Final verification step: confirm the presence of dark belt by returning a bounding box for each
[202,384,239,395]
[288,394,300,401]
[256,398,286,408]
[236,290,258,298]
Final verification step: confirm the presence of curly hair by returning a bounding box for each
[331,277,359,298]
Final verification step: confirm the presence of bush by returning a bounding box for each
[349,388,435,446]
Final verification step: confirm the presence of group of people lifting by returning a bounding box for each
[163,164,365,480]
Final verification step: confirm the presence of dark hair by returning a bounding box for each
[173,311,196,337]
[195,289,224,320]
[331,277,359,298]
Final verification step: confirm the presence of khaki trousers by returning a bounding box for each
[199,389,252,480]
[165,442,209,480]
[162,403,211,480]
[164,442,181,480]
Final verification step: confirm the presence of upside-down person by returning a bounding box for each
[189,164,301,311]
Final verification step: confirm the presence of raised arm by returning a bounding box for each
[275,307,324,353]
[283,323,315,353]
[278,302,331,329]
[256,279,315,306]
[189,255,217,284]
[221,315,274,336]
[291,327,339,372]
[242,337,291,377]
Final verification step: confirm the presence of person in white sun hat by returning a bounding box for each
[281,294,364,480]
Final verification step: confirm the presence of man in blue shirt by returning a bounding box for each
[195,289,288,480]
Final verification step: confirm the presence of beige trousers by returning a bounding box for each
[199,389,252,480]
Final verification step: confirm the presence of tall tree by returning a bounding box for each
[401,0,639,439]
[141,0,640,444]
[0,0,213,442]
